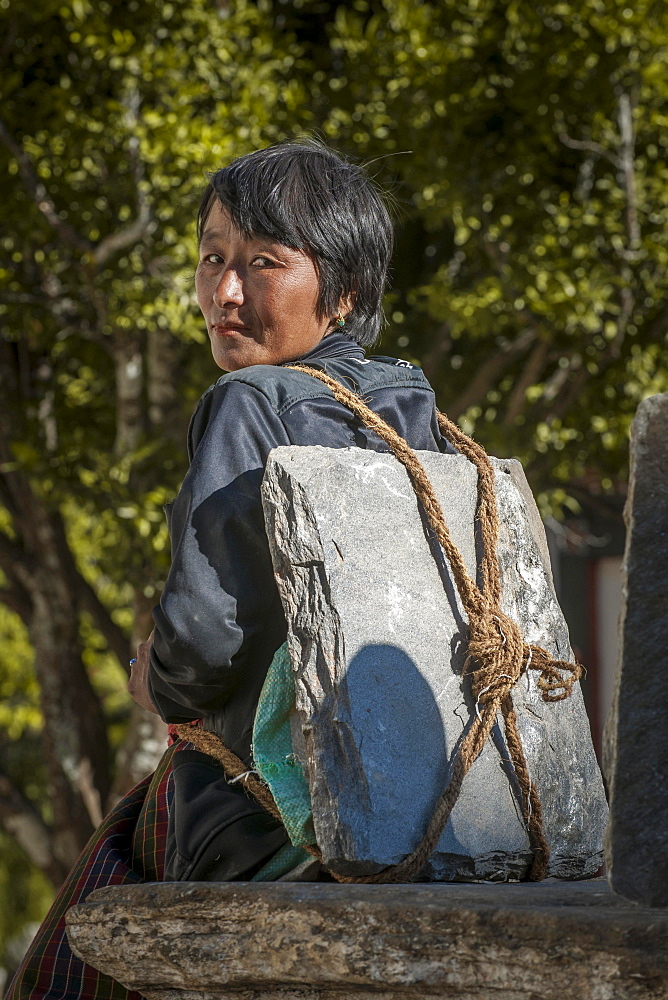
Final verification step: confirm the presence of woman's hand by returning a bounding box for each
[128,629,160,715]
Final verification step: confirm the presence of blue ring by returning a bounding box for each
[129,658,137,666]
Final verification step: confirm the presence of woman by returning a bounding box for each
[8,139,454,999]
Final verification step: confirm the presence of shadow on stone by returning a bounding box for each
[314,642,467,875]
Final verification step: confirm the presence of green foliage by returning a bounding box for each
[0,832,53,974]
[312,0,668,497]
[0,604,39,741]
[0,0,315,961]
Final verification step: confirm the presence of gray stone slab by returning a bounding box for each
[261,447,607,880]
[65,880,668,999]
[605,392,668,907]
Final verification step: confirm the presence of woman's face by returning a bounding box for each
[196,201,335,371]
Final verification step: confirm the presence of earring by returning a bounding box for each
[335,313,346,328]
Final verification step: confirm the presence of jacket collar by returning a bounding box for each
[283,332,366,366]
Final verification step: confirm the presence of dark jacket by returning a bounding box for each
[149,333,454,880]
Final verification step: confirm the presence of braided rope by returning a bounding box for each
[176,363,582,883]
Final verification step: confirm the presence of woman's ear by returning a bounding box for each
[328,291,356,331]
[339,291,356,319]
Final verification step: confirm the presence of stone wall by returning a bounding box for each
[66,880,668,999]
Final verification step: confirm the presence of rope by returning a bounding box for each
[175,364,582,884]
[172,725,285,824]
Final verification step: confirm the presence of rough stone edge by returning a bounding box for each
[139,991,444,1000]
[65,881,668,1000]
[604,392,668,906]
[494,457,606,878]
[260,455,371,864]
[497,457,558,600]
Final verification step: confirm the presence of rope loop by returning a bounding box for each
[527,645,583,702]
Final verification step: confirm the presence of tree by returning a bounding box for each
[0,0,311,952]
[314,0,668,509]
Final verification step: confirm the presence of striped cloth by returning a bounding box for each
[6,743,181,1000]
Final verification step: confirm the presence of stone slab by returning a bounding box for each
[65,880,668,999]
[261,446,607,880]
[605,392,668,907]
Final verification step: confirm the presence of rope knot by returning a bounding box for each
[465,608,524,707]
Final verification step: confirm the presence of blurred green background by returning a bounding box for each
[1,0,667,981]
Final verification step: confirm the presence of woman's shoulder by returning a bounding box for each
[197,364,337,416]
[187,365,332,456]
[188,357,435,459]
[194,355,433,420]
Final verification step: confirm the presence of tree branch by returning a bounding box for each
[44,507,132,672]
[0,768,62,885]
[92,206,152,267]
[0,111,150,327]
[0,118,92,255]
[92,92,153,266]
[544,364,589,423]
[557,130,615,163]
[0,583,32,624]
[617,90,641,251]
[421,321,452,382]
[449,327,537,419]
[76,574,132,674]
[0,473,21,522]
[0,530,36,587]
[554,111,619,168]
[0,291,47,306]
[541,353,581,406]
[503,336,551,427]
[611,278,635,358]
[111,334,145,456]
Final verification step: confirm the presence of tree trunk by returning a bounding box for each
[147,327,184,446]
[23,505,112,863]
[109,591,167,806]
[113,333,145,457]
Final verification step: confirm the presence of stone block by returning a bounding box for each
[605,393,668,907]
[261,446,607,880]
[65,880,668,999]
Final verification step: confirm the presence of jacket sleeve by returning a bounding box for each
[148,379,291,721]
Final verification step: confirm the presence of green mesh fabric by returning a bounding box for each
[250,841,311,881]
[252,642,317,849]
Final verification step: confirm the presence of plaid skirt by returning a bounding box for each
[6,743,181,1000]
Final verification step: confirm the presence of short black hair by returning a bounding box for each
[197,139,394,346]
